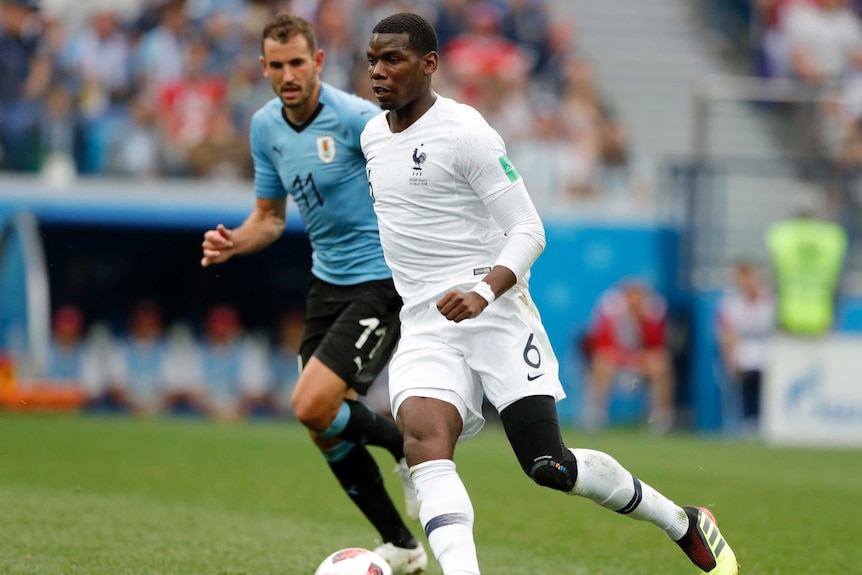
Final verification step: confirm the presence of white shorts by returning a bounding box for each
[389,284,565,442]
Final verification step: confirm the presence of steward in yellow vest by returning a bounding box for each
[766,213,847,335]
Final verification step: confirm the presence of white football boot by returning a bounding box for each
[373,541,428,574]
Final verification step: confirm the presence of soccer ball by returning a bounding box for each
[313,548,393,575]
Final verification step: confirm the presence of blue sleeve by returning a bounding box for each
[250,113,285,199]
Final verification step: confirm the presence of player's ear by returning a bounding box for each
[423,51,438,76]
[315,49,325,74]
[259,55,268,77]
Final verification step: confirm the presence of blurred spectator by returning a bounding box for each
[534,20,578,95]
[0,0,618,214]
[508,96,583,209]
[499,0,550,76]
[109,94,161,177]
[46,305,122,408]
[315,0,357,90]
[187,103,252,179]
[0,0,51,172]
[200,8,243,74]
[62,8,132,113]
[784,0,862,85]
[557,55,606,197]
[161,321,209,416]
[62,6,133,173]
[477,72,533,144]
[81,321,131,412]
[132,0,175,37]
[717,260,776,434]
[157,35,227,174]
[441,1,534,144]
[753,0,803,79]
[444,2,528,105]
[45,304,88,384]
[835,45,862,120]
[592,117,656,207]
[134,0,190,97]
[432,0,471,50]
[582,280,676,434]
[826,46,862,163]
[765,208,848,335]
[111,300,171,416]
[197,304,271,420]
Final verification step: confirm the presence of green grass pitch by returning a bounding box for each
[1,413,860,574]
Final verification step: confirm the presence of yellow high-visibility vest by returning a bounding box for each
[766,218,847,335]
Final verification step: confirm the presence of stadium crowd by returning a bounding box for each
[0,0,647,208]
[708,0,862,165]
[3,301,308,420]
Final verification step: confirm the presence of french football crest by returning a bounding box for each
[317,135,336,163]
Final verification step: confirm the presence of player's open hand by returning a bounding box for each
[437,290,488,323]
[201,224,235,267]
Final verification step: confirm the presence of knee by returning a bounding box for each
[397,397,461,464]
[402,426,456,464]
[527,450,578,493]
[642,350,674,382]
[500,395,579,492]
[590,352,618,382]
[401,431,424,462]
[291,392,335,432]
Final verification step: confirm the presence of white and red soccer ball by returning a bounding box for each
[313,547,393,575]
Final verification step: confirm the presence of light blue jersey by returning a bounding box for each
[250,83,389,285]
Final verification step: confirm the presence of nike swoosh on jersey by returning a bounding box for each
[527,372,545,381]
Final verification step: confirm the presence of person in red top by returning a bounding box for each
[443,1,527,106]
[583,279,676,433]
[157,36,226,174]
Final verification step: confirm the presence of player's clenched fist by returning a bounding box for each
[200,224,235,267]
[436,290,488,323]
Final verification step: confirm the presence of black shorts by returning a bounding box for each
[301,276,402,395]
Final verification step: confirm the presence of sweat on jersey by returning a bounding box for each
[250,82,391,286]
[361,95,545,310]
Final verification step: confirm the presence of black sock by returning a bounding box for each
[327,444,417,548]
[337,399,404,461]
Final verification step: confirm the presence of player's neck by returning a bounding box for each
[388,91,437,133]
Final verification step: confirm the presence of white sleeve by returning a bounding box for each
[484,180,546,280]
[457,115,545,280]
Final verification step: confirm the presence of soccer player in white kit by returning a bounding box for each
[361,12,739,575]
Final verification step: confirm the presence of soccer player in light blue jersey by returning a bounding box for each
[200,14,426,573]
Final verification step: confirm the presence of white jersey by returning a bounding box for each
[361,95,533,309]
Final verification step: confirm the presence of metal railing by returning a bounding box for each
[670,75,862,293]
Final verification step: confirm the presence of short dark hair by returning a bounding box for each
[372,12,438,55]
[261,12,317,55]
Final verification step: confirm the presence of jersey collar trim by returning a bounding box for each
[282,102,324,133]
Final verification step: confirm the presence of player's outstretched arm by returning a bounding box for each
[200,197,287,267]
